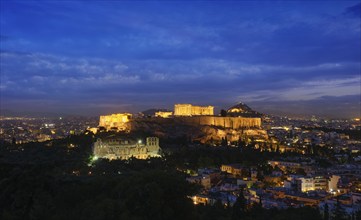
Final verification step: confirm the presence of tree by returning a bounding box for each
[332,197,347,220]
[221,137,227,146]
[247,197,264,220]
[324,203,329,220]
[355,209,361,220]
[275,144,280,154]
[232,190,247,220]
[220,109,227,117]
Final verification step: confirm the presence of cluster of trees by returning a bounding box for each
[1,162,326,220]
[0,132,357,219]
[164,144,278,170]
[0,166,198,220]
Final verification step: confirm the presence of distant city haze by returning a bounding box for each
[0,1,360,118]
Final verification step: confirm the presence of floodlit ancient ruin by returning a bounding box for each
[99,113,132,131]
[93,136,161,160]
[174,104,214,116]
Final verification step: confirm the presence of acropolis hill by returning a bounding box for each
[97,103,267,143]
[129,116,265,143]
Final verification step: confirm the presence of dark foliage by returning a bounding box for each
[0,133,324,220]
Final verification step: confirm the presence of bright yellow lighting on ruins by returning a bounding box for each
[174,104,214,116]
[99,113,132,131]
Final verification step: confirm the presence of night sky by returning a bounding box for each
[1,1,360,118]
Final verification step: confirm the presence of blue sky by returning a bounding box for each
[1,1,360,118]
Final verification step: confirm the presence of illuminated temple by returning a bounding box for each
[99,113,132,131]
[93,137,161,160]
[155,111,173,118]
[174,104,214,116]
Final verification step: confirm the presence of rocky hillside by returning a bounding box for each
[227,102,263,117]
[127,117,268,143]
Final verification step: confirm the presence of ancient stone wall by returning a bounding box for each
[131,116,261,129]
[93,137,161,160]
[126,116,265,143]
[174,116,261,129]
[99,113,132,130]
[174,104,214,116]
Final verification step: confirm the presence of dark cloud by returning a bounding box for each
[1,51,359,117]
[0,35,11,41]
[343,3,361,18]
[249,95,361,118]
[0,1,360,117]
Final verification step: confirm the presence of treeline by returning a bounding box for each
[0,163,324,220]
[0,133,334,219]
[0,166,198,220]
[165,144,275,170]
[196,203,322,220]
[1,167,326,220]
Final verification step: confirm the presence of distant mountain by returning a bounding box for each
[0,109,81,118]
[226,102,263,117]
[0,109,16,117]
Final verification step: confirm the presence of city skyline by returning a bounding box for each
[1,1,360,118]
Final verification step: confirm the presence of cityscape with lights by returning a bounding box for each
[1,103,361,220]
[1,1,361,220]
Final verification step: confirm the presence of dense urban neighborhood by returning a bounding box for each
[1,104,360,219]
